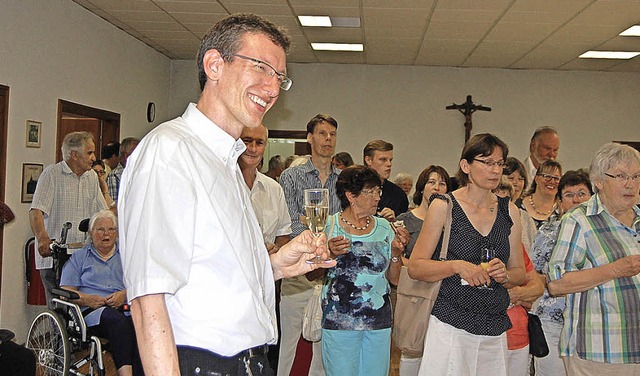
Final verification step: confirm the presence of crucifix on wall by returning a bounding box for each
[446,95,491,143]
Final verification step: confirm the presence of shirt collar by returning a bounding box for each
[586,193,640,220]
[301,157,341,177]
[182,103,246,166]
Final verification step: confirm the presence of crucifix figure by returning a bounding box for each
[446,95,491,143]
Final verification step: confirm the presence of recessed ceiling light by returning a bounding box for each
[311,43,364,52]
[298,16,332,27]
[579,51,640,59]
[620,25,640,36]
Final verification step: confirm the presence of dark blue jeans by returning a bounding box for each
[91,307,144,375]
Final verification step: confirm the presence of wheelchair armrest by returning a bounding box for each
[52,288,80,300]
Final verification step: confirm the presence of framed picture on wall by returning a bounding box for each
[26,120,41,148]
[22,163,43,203]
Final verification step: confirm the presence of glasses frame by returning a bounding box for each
[94,227,117,234]
[360,187,383,197]
[226,53,292,91]
[604,172,640,183]
[473,158,506,169]
[561,191,591,201]
[537,173,561,184]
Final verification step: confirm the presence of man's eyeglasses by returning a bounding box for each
[561,191,590,201]
[94,227,117,234]
[473,158,505,169]
[226,53,292,91]
[361,188,382,197]
[604,172,640,183]
[537,173,560,183]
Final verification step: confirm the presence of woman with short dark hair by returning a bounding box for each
[321,165,407,376]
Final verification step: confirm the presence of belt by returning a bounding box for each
[237,344,268,359]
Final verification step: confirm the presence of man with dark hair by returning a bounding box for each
[524,126,560,186]
[119,14,334,376]
[106,137,139,204]
[101,141,120,176]
[278,113,342,376]
[363,139,408,221]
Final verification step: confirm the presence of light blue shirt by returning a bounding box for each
[60,243,125,326]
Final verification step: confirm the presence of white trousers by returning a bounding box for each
[418,315,508,376]
[400,355,422,376]
[507,345,530,376]
[533,321,565,376]
[277,289,325,376]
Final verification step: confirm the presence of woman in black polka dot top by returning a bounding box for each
[408,133,526,376]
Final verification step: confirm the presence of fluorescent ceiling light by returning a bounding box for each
[579,51,640,59]
[311,43,364,52]
[298,16,331,27]
[620,25,640,36]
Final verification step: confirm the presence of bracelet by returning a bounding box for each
[391,256,401,263]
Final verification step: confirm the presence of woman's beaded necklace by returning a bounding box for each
[340,212,371,231]
[529,195,557,216]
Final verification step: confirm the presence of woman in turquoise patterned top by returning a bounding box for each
[321,165,408,376]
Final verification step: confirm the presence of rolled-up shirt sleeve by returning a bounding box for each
[548,215,586,281]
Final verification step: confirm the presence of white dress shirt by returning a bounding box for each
[523,155,537,188]
[248,171,291,244]
[119,103,277,356]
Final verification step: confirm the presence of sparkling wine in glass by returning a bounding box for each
[479,246,495,289]
[304,189,331,264]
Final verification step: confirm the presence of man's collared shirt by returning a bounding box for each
[31,161,108,269]
[248,171,291,244]
[106,163,123,202]
[549,193,640,364]
[119,103,277,356]
[523,156,537,188]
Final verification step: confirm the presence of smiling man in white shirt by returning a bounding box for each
[119,14,335,376]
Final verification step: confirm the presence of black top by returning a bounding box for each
[430,194,513,336]
[396,211,423,258]
[378,180,409,216]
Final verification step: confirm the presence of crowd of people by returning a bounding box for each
[19,12,640,376]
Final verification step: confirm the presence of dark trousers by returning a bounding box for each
[92,307,144,375]
[177,345,273,376]
[0,340,36,376]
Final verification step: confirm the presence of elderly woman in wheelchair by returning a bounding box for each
[59,209,143,376]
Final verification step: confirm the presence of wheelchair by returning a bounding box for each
[26,221,107,376]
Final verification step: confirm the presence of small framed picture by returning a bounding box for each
[26,120,41,148]
[22,163,43,203]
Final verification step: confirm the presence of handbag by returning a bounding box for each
[527,313,549,357]
[393,194,453,357]
[302,284,323,342]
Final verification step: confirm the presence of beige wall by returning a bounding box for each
[169,61,640,179]
[0,0,171,341]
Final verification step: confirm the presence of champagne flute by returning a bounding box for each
[304,188,331,264]
[479,246,495,289]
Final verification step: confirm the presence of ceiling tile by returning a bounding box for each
[154,1,226,13]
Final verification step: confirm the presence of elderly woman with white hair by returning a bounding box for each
[548,142,640,375]
[60,210,143,376]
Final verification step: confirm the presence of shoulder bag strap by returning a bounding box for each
[438,194,454,260]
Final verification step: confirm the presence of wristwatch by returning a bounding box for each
[391,256,400,263]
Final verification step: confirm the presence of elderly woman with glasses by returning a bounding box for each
[322,165,408,376]
[60,210,142,376]
[520,160,563,228]
[530,169,593,376]
[548,143,640,375]
[409,133,525,376]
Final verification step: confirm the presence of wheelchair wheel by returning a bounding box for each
[27,310,70,376]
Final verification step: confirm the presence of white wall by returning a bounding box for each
[0,0,171,341]
[173,62,640,180]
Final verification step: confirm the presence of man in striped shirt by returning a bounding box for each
[277,114,342,376]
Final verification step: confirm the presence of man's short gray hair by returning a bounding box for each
[89,209,118,233]
[119,137,140,157]
[62,132,94,161]
[589,142,640,193]
[530,126,558,143]
[393,172,413,185]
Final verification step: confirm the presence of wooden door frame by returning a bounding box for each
[0,84,10,300]
[56,99,120,162]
